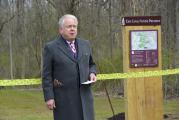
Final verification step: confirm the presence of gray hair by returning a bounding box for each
[58,14,78,28]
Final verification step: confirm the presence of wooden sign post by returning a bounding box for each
[122,16,163,120]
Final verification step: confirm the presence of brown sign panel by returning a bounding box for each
[122,16,161,26]
[129,30,158,68]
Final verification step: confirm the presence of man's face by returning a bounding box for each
[59,18,78,41]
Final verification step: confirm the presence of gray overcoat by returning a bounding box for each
[42,36,97,120]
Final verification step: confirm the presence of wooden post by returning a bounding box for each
[122,16,163,120]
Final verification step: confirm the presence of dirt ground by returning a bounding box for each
[164,114,179,120]
[107,113,179,120]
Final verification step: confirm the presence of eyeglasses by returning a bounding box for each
[64,25,77,29]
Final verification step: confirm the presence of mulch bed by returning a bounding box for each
[107,113,125,120]
[107,112,179,120]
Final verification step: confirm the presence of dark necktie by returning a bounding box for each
[69,42,77,58]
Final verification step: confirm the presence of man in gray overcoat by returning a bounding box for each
[42,14,97,120]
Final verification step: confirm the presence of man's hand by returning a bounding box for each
[46,99,56,110]
[89,73,97,82]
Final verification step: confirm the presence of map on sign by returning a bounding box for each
[131,30,158,50]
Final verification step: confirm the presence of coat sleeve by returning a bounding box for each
[42,44,54,102]
[88,41,97,75]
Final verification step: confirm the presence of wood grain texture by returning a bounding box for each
[123,25,163,120]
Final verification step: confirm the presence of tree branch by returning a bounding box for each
[46,0,56,9]
[0,14,16,33]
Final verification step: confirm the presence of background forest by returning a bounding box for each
[0,0,179,98]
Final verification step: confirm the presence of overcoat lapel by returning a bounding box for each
[56,37,77,62]
[76,39,83,61]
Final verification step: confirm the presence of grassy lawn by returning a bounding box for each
[0,89,178,120]
[0,89,52,120]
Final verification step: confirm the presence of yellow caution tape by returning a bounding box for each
[0,79,41,86]
[97,68,179,80]
[0,68,179,86]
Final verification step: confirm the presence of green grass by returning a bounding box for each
[164,99,179,114]
[0,89,52,120]
[0,89,178,120]
[94,96,124,120]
